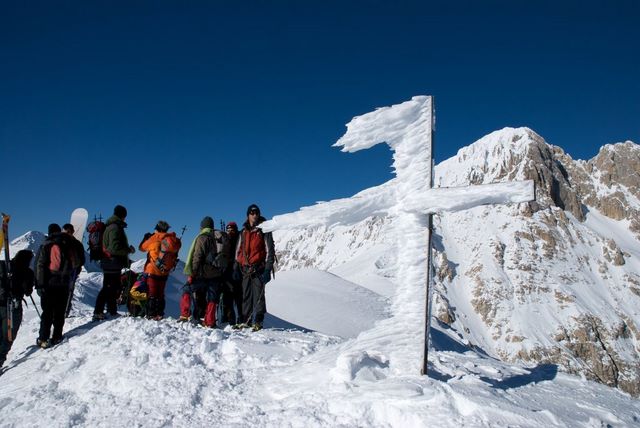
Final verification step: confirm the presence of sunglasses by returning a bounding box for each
[249,210,260,215]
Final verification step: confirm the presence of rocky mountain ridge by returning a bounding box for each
[273,127,640,396]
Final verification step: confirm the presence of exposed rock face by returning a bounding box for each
[433,128,640,396]
[274,127,640,396]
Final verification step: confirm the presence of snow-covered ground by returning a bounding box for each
[1,265,639,427]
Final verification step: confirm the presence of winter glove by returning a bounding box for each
[261,268,271,285]
[128,245,136,254]
[25,287,33,297]
[143,232,153,241]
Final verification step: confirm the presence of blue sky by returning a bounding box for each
[1,1,638,257]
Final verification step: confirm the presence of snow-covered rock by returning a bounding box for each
[273,126,640,396]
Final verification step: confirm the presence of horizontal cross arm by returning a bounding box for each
[403,180,535,215]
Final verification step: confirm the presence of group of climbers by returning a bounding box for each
[0,202,274,361]
[93,203,274,332]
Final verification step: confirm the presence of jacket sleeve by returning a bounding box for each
[139,235,154,252]
[263,232,275,271]
[191,235,206,278]
[235,233,244,265]
[35,245,47,287]
[77,240,86,267]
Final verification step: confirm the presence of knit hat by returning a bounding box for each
[200,216,214,229]
[155,220,170,232]
[62,223,75,234]
[246,204,261,216]
[114,204,128,219]
[48,223,61,235]
[226,221,238,231]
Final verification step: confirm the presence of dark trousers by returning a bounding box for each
[241,274,266,325]
[95,271,121,315]
[147,275,167,317]
[39,288,69,341]
[0,303,23,367]
[221,279,242,325]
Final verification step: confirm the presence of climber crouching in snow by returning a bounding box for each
[234,204,274,331]
[180,216,225,328]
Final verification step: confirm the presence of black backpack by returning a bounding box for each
[35,235,72,288]
[204,230,231,276]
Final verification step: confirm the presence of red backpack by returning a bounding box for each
[154,233,182,273]
[86,221,106,261]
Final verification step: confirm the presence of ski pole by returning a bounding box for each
[29,295,41,319]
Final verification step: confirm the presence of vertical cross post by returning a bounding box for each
[421,98,435,375]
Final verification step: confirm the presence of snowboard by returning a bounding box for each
[66,208,88,317]
[70,208,88,242]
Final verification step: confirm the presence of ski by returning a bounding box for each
[65,208,88,317]
[2,213,14,343]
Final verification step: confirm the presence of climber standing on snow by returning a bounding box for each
[93,205,135,321]
[139,221,181,320]
[180,216,226,328]
[235,204,274,331]
[221,221,241,325]
[35,224,73,348]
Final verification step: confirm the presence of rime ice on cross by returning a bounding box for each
[261,96,535,374]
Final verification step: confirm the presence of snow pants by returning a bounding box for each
[147,275,168,318]
[0,303,23,368]
[95,271,121,316]
[39,288,69,342]
[241,274,267,325]
[180,279,221,327]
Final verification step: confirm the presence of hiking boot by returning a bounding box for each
[51,336,64,346]
[232,323,248,330]
[152,315,163,321]
[178,316,190,323]
[36,338,50,349]
[92,313,105,321]
[251,323,263,332]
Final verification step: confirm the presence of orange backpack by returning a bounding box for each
[154,233,182,273]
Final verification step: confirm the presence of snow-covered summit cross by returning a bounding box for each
[261,96,535,374]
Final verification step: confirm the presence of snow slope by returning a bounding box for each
[1,259,638,427]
